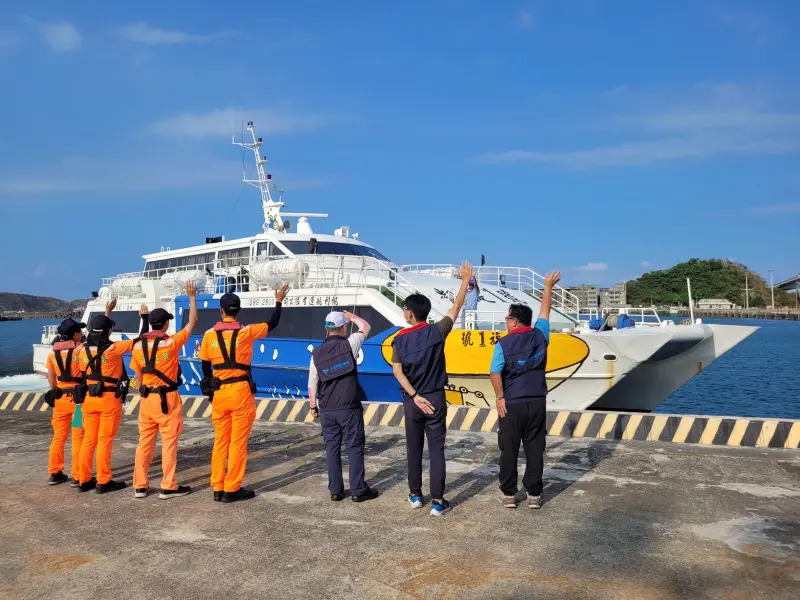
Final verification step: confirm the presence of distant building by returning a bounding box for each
[565,285,599,310]
[600,282,627,307]
[696,298,736,310]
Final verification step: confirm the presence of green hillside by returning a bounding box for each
[626,259,792,308]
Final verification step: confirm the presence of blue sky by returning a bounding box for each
[1,0,799,299]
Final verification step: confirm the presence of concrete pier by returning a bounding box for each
[0,409,798,600]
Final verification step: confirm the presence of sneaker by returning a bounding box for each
[78,478,97,493]
[213,491,224,502]
[527,494,542,509]
[430,499,452,517]
[159,485,192,500]
[221,488,255,503]
[502,494,519,508]
[330,493,345,502]
[352,487,379,503]
[69,478,80,488]
[134,487,149,499]
[408,494,424,508]
[96,480,127,494]
[48,471,68,486]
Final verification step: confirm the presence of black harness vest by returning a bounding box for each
[138,337,183,414]
[211,329,256,391]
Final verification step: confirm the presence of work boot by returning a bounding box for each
[48,471,68,485]
[221,488,256,503]
[78,478,97,493]
[133,487,149,499]
[96,480,127,494]
[69,478,80,488]
[213,491,224,502]
[330,493,345,502]
[352,487,379,503]
[159,485,192,500]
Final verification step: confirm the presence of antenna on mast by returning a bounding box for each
[232,120,328,233]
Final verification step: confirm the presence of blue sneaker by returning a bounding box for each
[408,494,424,508]
[430,499,452,517]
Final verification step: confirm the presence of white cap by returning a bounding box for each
[324,311,347,329]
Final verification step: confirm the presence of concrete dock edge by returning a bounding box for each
[1,390,798,449]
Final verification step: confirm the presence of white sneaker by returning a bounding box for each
[408,494,424,508]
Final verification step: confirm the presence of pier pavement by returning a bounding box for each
[0,411,798,600]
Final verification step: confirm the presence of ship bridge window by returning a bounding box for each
[217,247,251,267]
[144,252,215,276]
[256,242,285,258]
[279,240,389,261]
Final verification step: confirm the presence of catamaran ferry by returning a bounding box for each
[33,122,757,412]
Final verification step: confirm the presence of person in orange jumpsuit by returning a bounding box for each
[198,284,288,503]
[44,317,86,486]
[75,300,150,493]
[131,281,198,500]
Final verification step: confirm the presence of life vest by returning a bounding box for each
[52,342,77,385]
[392,324,448,396]
[138,335,183,414]
[83,344,129,398]
[498,327,548,403]
[211,321,256,391]
[311,335,364,412]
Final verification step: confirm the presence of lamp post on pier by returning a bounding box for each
[769,269,775,309]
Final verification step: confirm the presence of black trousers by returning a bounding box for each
[320,407,367,497]
[498,399,546,496]
[403,390,447,499]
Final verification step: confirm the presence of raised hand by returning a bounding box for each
[459,261,474,282]
[544,271,562,288]
[343,311,354,322]
[104,298,117,316]
[275,283,290,303]
[139,304,149,316]
[184,280,197,297]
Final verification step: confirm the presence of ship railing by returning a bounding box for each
[400,264,581,324]
[601,306,662,326]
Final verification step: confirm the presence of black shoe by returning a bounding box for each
[78,478,97,493]
[330,493,345,502]
[48,471,68,485]
[352,487,379,503]
[213,491,224,502]
[96,480,127,494]
[134,487,149,499]
[69,478,80,488]
[221,488,256,503]
[159,485,191,500]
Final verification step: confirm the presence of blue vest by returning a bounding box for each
[312,336,365,412]
[499,328,548,403]
[392,324,448,395]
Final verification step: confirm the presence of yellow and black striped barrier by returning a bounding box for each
[1,390,798,449]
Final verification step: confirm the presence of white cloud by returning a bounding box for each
[117,22,236,45]
[475,83,800,169]
[24,18,82,51]
[577,262,608,272]
[147,108,326,138]
[749,202,800,216]
[640,261,654,269]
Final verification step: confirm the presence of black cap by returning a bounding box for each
[89,314,115,332]
[149,308,174,328]
[57,318,86,336]
[220,292,241,312]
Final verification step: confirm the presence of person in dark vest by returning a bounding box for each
[308,311,378,502]
[489,271,561,509]
[392,261,474,516]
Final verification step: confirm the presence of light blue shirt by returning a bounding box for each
[464,287,479,311]
[489,318,550,374]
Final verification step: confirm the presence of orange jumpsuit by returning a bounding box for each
[131,328,190,492]
[76,340,134,485]
[199,319,268,493]
[45,343,85,480]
